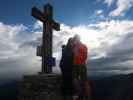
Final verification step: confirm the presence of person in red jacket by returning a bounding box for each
[72,35,91,100]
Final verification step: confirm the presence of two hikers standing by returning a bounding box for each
[60,35,91,100]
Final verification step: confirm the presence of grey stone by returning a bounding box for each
[18,74,63,100]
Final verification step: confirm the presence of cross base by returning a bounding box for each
[18,74,63,100]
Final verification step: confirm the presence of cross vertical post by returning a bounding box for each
[32,3,60,73]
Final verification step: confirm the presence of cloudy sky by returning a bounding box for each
[0,0,133,80]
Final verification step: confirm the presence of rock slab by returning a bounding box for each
[18,74,63,100]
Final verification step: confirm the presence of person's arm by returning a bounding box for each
[82,45,88,63]
[59,45,66,68]
[84,45,88,61]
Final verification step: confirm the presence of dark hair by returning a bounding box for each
[67,38,73,46]
[62,45,66,49]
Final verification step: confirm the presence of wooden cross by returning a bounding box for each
[32,3,60,73]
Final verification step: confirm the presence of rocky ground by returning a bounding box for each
[1,73,133,100]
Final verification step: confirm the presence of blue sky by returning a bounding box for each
[0,0,133,79]
[0,0,95,25]
[0,0,132,26]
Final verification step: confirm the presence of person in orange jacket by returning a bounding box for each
[72,35,91,100]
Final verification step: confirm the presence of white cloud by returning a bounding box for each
[95,9,103,16]
[104,0,133,16]
[0,22,41,79]
[33,20,43,30]
[0,22,27,59]
[106,0,133,17]
[104,0,115,7]
[53,20,133,76]
[0,19,133,78]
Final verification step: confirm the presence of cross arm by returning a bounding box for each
[32,7,46,22]
[52,21,60,31]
